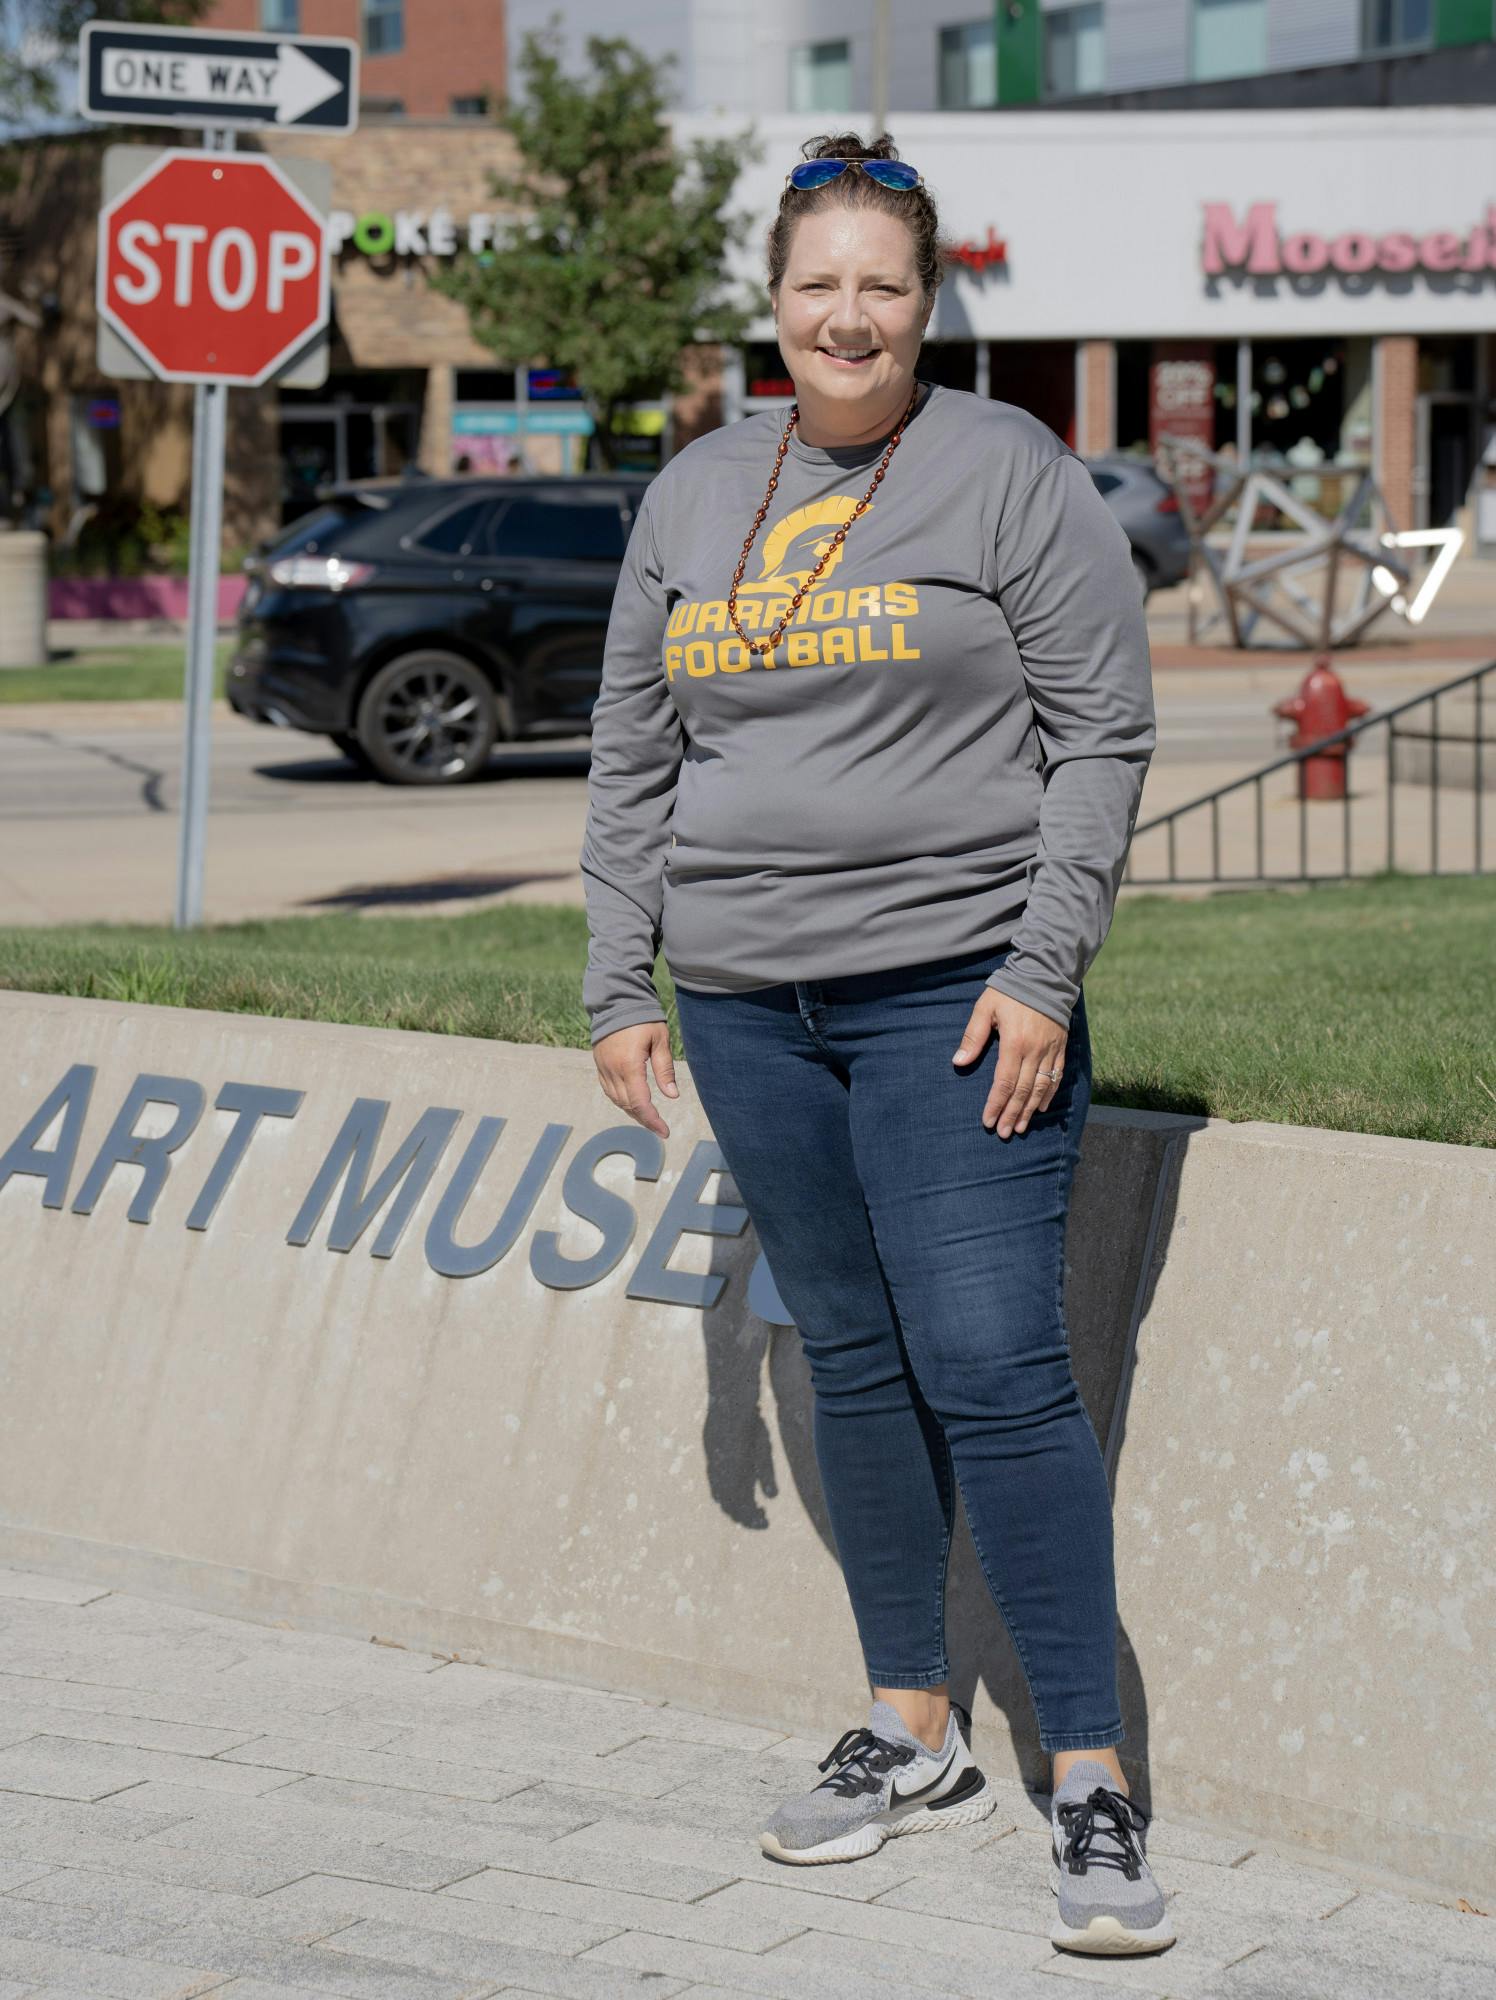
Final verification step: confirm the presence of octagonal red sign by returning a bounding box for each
[97,151,329,386]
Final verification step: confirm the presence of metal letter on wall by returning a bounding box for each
[286,1098,462,1257]
[425,1116,571,1280]
[530,1126,664,1292]
[0,1064,97,1210]
[626,1139,749,1310]
[70,1072,206,1224]
[185,1082,304,1232]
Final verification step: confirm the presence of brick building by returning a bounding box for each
[199,0,506,120]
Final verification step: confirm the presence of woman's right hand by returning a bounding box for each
[591,1020,679,1140]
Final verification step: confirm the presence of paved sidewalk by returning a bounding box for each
[0,1565,1489,1999]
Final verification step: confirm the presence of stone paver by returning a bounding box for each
[0,1563,1489,1998]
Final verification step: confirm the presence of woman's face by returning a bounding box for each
[772,203,932,427]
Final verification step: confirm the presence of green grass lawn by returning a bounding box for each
[0,641,232,703]
[1,875,1492,1146]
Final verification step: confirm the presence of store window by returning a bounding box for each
[743,341,794,402]
[260,0,299,30]
[1192,0,1267,81]
[1044,5,1106,97]
[938,20,997,108]
[918,343,978,393]
[1116,341,1240,460]
[363,0,404,58]
[1117,338,1375,525]
[990,343,1077,447]
[1362,0,1432,50]
[457,370,517,402]
[789,40,852,114]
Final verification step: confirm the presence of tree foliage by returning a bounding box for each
[1,1,206,125]
[432,24,762,470]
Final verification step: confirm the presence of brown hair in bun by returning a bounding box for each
[766,131,946,305]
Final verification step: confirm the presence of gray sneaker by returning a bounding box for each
[760,1698,996,1865]
[1049,1759,1176,1955]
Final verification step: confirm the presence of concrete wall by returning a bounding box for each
[0,991,1491,1902]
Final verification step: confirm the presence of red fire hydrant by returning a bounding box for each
[1273,657,1371,801]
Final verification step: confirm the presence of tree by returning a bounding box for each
[432,23,762,471]
[1,2,205,126]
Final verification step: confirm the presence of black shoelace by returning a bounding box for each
[815,1726,917,1798]
[1056,1785,1150,1879]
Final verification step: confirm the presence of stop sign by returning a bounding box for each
[97,151,328,386]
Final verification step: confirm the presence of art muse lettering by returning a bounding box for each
[0,1064,787,1315]
[1202,201,1496,279]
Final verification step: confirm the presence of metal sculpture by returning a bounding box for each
[1154,434,1462,651]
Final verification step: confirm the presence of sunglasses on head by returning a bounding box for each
[786,158,923,192]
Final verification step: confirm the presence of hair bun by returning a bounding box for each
[769,128,945,306]
[801,130,901,165]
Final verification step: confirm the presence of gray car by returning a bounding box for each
[1084,456,1193,595]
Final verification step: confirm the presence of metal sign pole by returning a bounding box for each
[173,124,233,931]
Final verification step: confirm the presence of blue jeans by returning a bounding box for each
[673,944,1123,1754]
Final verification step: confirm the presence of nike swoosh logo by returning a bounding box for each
[889,1748,958,1807]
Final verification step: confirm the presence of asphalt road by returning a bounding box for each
[0,662,1472,926]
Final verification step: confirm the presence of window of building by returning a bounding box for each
[363,0,404,58]
[489,493,628,562]
[789,40,852,115]
[451,94,490,118]
[937,20,997,108]
[359,97,405,118]
[1044,4,1106,97]
[456,370,517,401]
[1362,0,1432,50]
[1192,0,1268,82]
[917,342,978,393]
[260,0,300,30]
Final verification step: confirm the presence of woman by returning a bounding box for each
[580,132,1171,1958]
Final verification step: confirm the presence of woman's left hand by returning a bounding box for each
[951,989,1067,1138]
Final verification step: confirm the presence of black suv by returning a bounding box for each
[228,474,647,784]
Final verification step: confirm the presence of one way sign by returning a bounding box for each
[79,21,359,134]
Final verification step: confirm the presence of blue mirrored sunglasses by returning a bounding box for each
[786,159,922,192]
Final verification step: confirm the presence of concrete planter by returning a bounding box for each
[0,990,1491,1900]
[0,532,48,668]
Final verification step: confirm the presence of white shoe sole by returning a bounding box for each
[1049,1912,1177,1955]
[760,1774,997,1865]
[1049,1858,1177,1954]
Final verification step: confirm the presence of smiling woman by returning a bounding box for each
[580,126,1168,1957]
[765,135,942,450]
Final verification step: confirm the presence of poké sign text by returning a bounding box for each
[1203,201,1496,280]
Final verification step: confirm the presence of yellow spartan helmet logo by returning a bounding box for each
[737,496,868,592]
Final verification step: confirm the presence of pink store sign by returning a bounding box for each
[1202,202,1496,279]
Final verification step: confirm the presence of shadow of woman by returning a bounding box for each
[694,1107,1201,1830]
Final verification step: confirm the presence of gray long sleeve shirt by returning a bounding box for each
[580,383,1156,1044]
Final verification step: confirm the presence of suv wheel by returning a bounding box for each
[355,651,498,785]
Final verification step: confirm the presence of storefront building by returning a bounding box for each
[686,105,1496,544]
[3,101,1491,556]
[0,116,689,556]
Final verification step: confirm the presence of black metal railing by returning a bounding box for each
[1125,659,1494,888]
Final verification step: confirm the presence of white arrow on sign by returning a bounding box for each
[100,41,343,125]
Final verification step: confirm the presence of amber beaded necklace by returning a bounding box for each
[726,379,923,659]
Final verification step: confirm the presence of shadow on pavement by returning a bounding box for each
[300,870,573,909]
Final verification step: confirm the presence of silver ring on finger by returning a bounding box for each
[1038,1066,1063,1082]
